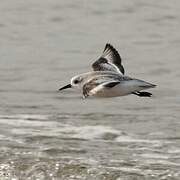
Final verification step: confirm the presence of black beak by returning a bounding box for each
[59,84,72,91]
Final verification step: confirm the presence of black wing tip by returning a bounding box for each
[103,81,120,88]
[104,43,117,52]
[104,43,122,60]
[105,43,113,47]
[104,43,125,74]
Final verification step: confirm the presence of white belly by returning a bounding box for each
[90,80,153,97]
[93,85,133,97]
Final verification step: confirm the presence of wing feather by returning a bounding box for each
[82,77,121,98]
[92,44,125,74]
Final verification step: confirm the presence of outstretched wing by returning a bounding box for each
[82,77,120,98]
[92,44,125,75]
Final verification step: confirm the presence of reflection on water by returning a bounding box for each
[0,0,180,179]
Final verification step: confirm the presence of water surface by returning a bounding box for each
[0,0,180,179]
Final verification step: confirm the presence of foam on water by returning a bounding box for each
[0,113,180,179]
[59,125,121,140]
[116,135,162,144]
[0,114,48,120]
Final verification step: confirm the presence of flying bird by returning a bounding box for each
[59,44,156,98]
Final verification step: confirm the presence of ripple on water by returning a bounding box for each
[0,113,180,179]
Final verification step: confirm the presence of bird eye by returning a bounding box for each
[74,80,79,84]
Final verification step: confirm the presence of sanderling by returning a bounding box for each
[59,44,156,98]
